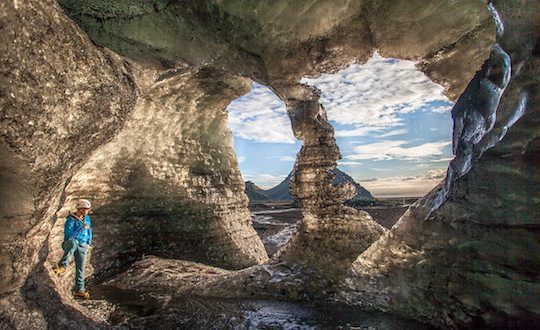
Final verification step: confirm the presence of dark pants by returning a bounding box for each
[58,239,89,291]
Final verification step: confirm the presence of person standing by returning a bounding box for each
[53,199,93,299]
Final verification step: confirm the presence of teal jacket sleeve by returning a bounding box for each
[87,216,93,245]
[64,217,80,241]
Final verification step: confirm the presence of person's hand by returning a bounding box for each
[83,223,89,229]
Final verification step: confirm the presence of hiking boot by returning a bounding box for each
[53,266,66,276]
[73,290,90,300]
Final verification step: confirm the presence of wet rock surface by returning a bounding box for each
[85,256,434,329]
[338,1,540,328]
[98,294,436,329]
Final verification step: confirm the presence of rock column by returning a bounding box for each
[268,83,386,298]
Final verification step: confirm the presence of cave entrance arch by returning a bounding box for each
[7,0,537,328]
[226,81,302,256]
[224,65,449,257]
[44,0,498,286]
[299,52,456,229]
[45,69,270,289]
[261,42,496,302]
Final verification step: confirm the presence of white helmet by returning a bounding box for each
[76,199,92,209]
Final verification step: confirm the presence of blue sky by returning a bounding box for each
[228,53,454,197]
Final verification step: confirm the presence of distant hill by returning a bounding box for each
[264,173,294,201]
[245,168,373,203]
[332,168,374,201]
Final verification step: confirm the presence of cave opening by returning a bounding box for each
[38,21,497,330]
[5,0,537,328]
[225,51,460,256]
[45,70,270,289]
[226,81,302,256]
[300,52,456,229]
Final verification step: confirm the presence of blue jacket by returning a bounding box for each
[64,213,92,245]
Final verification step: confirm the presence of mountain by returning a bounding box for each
[264,173,294,201]
[331,168,374,201]
[245,168,373,203]
[244,181,270,201]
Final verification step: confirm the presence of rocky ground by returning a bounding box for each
[75,257,435,329]
[71,200,416,328]
[251,207,300,256]
[356,198,417,230]
[252,199,415,256]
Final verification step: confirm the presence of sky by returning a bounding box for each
[227,53,454,197]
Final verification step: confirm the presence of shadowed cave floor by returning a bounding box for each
[74,203,427,329]
[82,285,436,329]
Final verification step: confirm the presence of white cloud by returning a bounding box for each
[334,125,391,137]
[267,156,296,162]
[423,168,447,180]
[347,140,451,161]
[302,52,453,137]
[431,104,453,113]
[377,128,409,138]
[430,156,454,163]
[337,161,363,167]
[357,177,378,182]
[227,83,296,144]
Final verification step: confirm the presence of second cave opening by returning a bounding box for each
[225,52,457,256]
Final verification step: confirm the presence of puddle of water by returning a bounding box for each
[142,299,435,329]
[91,286,435,330]
[252,214,289,226]
[252,210,300,256]
[252,208,300,215]
[263,225,297,246]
